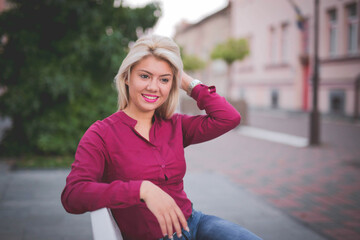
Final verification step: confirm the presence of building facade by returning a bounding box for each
[174,4,231,96]
[175,0,360,118]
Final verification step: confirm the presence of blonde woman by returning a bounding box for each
[61,35,262,240]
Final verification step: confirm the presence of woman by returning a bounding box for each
[61,35,262,240]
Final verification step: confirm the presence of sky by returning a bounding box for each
[122,0,228,37]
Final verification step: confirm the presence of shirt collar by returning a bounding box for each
[116,110,163,128]
[116,111,137,128]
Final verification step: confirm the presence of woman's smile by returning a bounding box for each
[142,94,159,103]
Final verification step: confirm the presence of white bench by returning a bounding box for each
[90,208,123,240]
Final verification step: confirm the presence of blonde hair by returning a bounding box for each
[115,35,183,119]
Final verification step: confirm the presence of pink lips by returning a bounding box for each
[142,94,159,103]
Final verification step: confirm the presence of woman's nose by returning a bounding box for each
[146,78,158,91]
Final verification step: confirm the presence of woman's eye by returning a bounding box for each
[160,78,170,84]
[140,74,149,79]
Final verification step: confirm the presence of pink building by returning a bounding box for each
[175,0,360,118]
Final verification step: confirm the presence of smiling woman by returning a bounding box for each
[125,56,173,118]
[61,35,261,240]
[115,35,183,119]
[123,55,174,140]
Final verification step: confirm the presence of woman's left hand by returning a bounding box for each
[181,71,194,92]
[140,180,188,238]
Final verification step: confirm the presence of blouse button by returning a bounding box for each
[161,164,165,168]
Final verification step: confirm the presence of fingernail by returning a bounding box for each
[178,233,182,238]
[186,227,190,232]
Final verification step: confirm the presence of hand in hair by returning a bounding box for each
[140,180,189,238]
[180,71,194,92]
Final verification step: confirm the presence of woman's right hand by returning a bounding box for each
[140,180,189,239]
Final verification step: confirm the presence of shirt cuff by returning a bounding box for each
[190,84,216,99]
[113,179,143,206]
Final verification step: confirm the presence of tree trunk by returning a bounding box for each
[226,63,232,99]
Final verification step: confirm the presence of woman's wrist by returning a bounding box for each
[187,79,202,96]
[181,72,203,95]
[181,72,193,91]
[140,180,151,201]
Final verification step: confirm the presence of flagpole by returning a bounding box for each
[309,0,320,145]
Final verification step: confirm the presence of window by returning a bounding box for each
[271,89,279,108]
[328,9,337,57]
[269,27,277,64]
[329,90,345,114]
[346,3,358,54]
[281,23,289,63]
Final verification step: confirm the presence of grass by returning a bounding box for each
[13,155,74,169]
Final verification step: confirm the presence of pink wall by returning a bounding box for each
[230,0,360,116]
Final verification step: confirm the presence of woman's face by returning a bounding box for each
[126,55,173,116]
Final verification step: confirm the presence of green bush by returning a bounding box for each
[0,0,161,156]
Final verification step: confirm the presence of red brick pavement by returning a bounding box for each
[185,111,360,240]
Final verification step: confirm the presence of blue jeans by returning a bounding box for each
[160,209,262,240]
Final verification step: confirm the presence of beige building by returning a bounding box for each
[175,0,360,118]
[174,4,231,96]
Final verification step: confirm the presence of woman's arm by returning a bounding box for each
[180,72,241,147]
[61,123,143,214]
[62,122,189,238]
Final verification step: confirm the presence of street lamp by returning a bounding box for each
[309,0,320,145]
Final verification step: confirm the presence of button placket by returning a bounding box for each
[151,145,168,181]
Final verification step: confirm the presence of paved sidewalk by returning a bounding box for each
[185,110,360,240]
[0,162,326,240]
[0,163,92,240]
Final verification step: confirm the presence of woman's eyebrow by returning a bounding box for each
[138,69,172,77]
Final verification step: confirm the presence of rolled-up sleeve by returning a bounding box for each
[61,122,143,214]
[181,84,241,147]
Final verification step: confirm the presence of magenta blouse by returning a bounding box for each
[61,84,241,240]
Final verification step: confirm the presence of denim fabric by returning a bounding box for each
[160,209,262,240]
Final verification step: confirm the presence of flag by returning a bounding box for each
[288,0,306,30]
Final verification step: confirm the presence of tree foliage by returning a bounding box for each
[183,52,206,73]
[179,46,206,72]
[211,38,249,65]
[182,54,206,72]
[0,0,161,155]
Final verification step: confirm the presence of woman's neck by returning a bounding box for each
[123,107,154,125]
[123,106,154,141]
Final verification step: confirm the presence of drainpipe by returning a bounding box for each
[309,0,320,146]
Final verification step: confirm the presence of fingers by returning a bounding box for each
[140,182,189,238]
[170,209,182,238]
[157,216,168,239]
[175,206,189,232]
[165,211,175,238]
[156,205,187,238]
